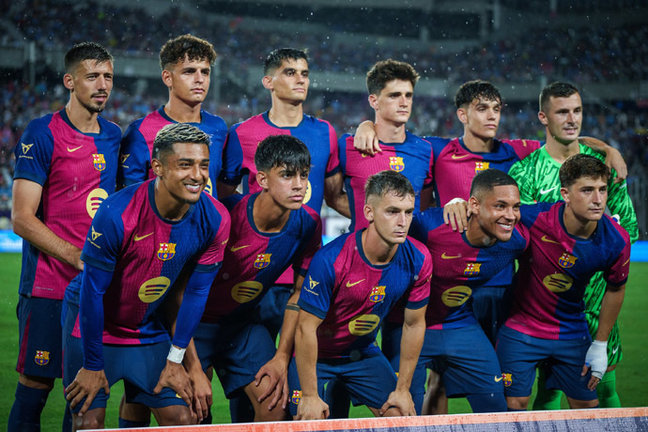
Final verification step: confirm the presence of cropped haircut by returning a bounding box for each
[255,135,311,174]
[454,80,502,108]
[152,123,211,162]
[470,169,518,200]
[366,59,419,96]
[264,48,308,75]
[159,34,217,70]
[365,170,415,204]
[539,81,579,112]
[559,154,610,188]
[64,42,113,73]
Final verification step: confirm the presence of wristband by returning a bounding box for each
[167,345,186,364]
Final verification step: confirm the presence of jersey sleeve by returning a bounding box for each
[195,199,231,272]
[406,244,432,310]
[293,210,322,276]
[337,134,350,173]
[603,232,631,287]
[118,121,150,188]
[508,139,542,160]
[606,175,639,244]
[508,158,536,205]
[219,125,244,186]
[324,121,341,177]
[423,139,435,189]
[80,198,125,272]
[13,118,54,185]
[298,248,336,320]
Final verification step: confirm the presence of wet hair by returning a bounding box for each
[263,48,309,74]
[159,34,217,70]
[64,42,113,74]
[152,123,211,162]
[365,170,415,203]
[470,169,518,200]
[366,59,419,95]
[454,80,502,109]
[539,81,580,112]
[559,153,609,188]
[255,135,311,174]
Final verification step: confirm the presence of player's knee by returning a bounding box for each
[74,410,105,430]
[567,397,598,409]
[19,374,54,391]
[154,406,194,426]
[506,396,529,411]
[254,405,287,422]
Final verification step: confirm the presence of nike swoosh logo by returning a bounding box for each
[67,145,83,152]
[623,258,630,266]
[134,233,153,242]
[494,376,503,382]
[441,253,461,259]
[230,245,250,252]
[346,279,365,287]
[611,347,619,356]
[540,235,560,244]
[539,186,558,195]
[451,154,470,160]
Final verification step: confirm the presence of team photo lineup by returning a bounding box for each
[6,27,640,431]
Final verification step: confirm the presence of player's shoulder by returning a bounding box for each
[414,206,445,228]
[97,115,122,138]
[200,109,227,126]
[338,133,353,145]
[600,214,631,245]
[200,190,229,216]
[229,112,264,133]
[98,181,146,216]
[520,201,556,226]
[24,112,56,131]
[318,231,353,256]
[405,235,432,258]
[300,203,321,223]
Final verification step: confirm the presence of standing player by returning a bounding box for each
[186,135,321,422]
[9,42,120,432]
[119,34,227,196]
[63,123,230,429]
[339,59,434,231]
[508,82,638,409]
[498,154,630,410]
[289,170,431,420]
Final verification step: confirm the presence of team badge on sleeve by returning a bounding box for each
[291,390,302,405]
[463,263,482,277]
[369,286,386,303]
[389,156,405,172]
[157,243,176,261]
[254,253,272,269]
[92,154,107,171]
[34,350,50,366]
[558,252,577,269]
[475,161,490,173]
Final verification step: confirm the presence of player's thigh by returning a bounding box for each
[151,404,193,426]
[546,337,597,403]
[338,354,398,412]
[73,407,106,430]
[496,326,546,398]
[287,357,331,417]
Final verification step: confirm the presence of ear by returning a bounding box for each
[161,69,172,89]
[262,75,273,91]
[456,107,467,125]
[538,110,549,126]
[468,195,480,216]
[63,73,74,91]
[151,158,164,177]
[560,186,569,203]
[363,202,374,224]
[256,170,269,190]
[368,94,378,110]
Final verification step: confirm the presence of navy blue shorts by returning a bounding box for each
[471,285,512,345]
[254,284,292,338]
[193,321,276,398]
[496,325,597,401]
[62,301,184,412]
[16,295,63,379]
[287,353,398,416]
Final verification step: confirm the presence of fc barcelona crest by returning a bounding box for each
[369,286,386,303]
[157,243,176,261]
[474,161,490,173]
[34,350,50,366]
[502,373,512,387]
[389,156,405,172]
[92,153,106,171]
[558,252,577,269]
[464,263,482,277]
[254,253,272,269]
[291,390,302,405]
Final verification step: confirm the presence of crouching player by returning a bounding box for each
[290,170,432,419]
[62,123,230,429]
[498,154,630,410]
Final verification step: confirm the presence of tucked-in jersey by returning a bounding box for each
[65,180,230,345]
[118,107,227,196]
[408,207,530,329]
[201,193,321,323]
[427,136,540,206]
[299,231,431,359]
[505,202,630,340]
[13,109,121,300]
[339,132,434,231]
[220,112,339,214]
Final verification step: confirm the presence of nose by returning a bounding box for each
[293,176,305,190]
[96,75,107,90]
[504,206,515,220]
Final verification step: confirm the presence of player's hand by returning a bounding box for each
[443,198,470,232]
[188,367,212,422]
[582,340,607,390]
[154,360,194,407]
[604,146,627,183]
[380,389,416,416]
[65,367,110,415]
[295,394,329,420]
[69,246,84,271]
[354,120,381,155]
[254,355,289,410]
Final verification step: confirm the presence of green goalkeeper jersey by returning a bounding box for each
[509,143,638,366]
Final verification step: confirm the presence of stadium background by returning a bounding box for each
[0,0,647,428]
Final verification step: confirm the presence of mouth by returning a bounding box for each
[496,221,514,231]
[563,126,579,134]
[184,183,202,193]
[290,195,304,202]
[92,93,108,102]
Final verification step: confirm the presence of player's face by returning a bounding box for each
[561,176,607,222]
[364,191,415,246]
[369,79,413,126]
[471,185,520,243]
[156,142,210,206]
[65,59,113,114]
[163,56,211,106]
[539,93,582,145]
[258,164,309,210]
[458,97,501,140]
[264,58,309,104]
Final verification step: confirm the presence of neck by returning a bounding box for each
[65,101,100,134]
[562,206,597,239]
[154,179,190,221]
[164,96,202,123]
[375,119,406,144]
[544,133,580,164]
[465,218,497,247]
[268,99,303,127]
[361,227,398,266]
[462,130,494,153]
[253,191,291,233]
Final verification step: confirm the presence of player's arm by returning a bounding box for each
[324,172,350,217]
[353,120,380,155]
[381,305,427,416]
[12,179,84,270]
[294,309,329,420]
[118,124,150,189]
[579,136,627,183]
[420,186,435,211]
[606,178,639,243]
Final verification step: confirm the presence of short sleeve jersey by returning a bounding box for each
[201,193,321,323]
[298,231,431,359]
[339,132,434,231]
[219,112,339,213]
[505,202,630,340]
[13,109,121,300]
[67,180,230,345]
[118,107,227,197]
